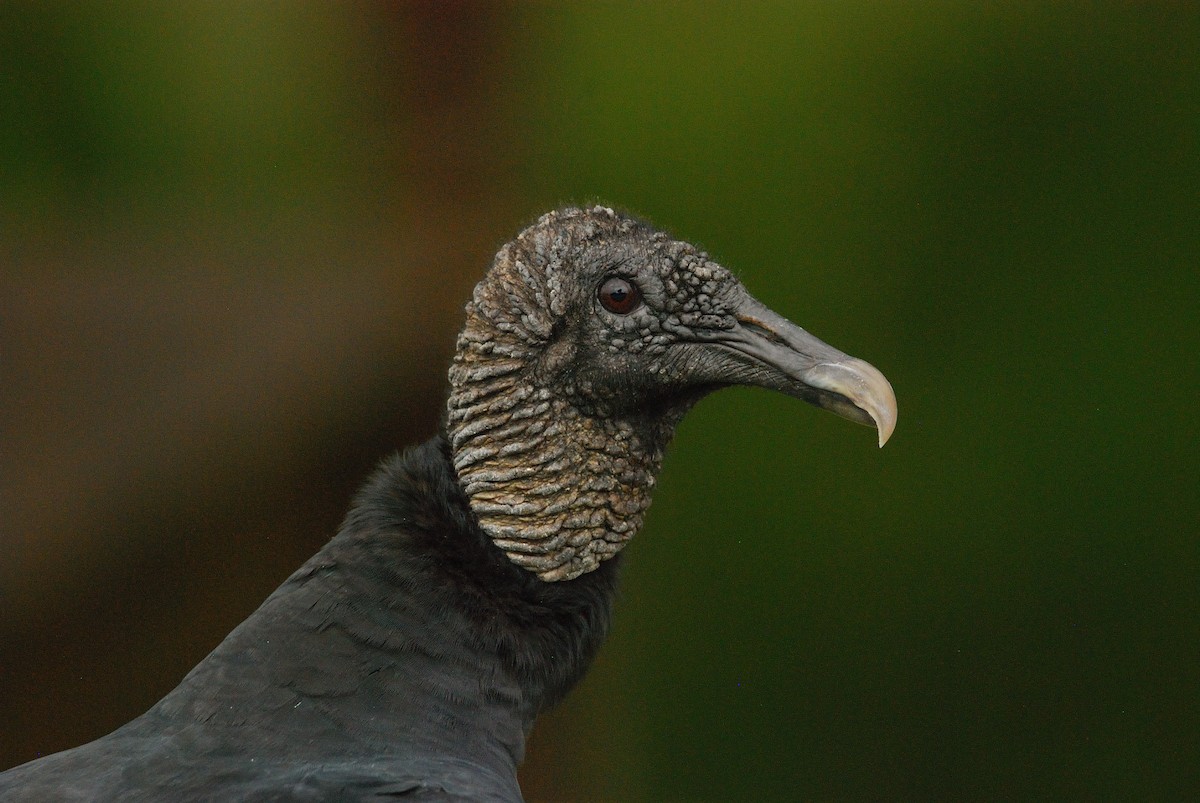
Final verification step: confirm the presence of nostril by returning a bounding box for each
[738,317,786,346]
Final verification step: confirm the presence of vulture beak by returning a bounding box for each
[715,295,898,447]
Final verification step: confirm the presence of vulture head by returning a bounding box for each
[447,206,896,582]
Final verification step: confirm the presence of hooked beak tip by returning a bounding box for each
[806,358,898,447]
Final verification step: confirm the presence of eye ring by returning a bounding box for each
[597,276,642,315]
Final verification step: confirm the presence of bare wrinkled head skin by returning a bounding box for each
[447,206,896,581]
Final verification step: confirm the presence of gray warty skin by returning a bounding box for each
[1,206,896,801]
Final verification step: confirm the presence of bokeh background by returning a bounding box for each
[3,2,1197,799]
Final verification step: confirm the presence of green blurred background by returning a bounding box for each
[2,2,1197,799]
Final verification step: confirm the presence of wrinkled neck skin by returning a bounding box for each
[447,318,687,583]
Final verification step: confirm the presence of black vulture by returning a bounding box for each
[1,207,896,801]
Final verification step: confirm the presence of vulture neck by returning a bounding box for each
[150,437,619,773]
[447,334,680,583]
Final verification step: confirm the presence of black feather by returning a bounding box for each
[0,438,617,802]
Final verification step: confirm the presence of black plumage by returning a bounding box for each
[1,207,896,801]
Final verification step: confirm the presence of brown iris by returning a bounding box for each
[597,277,641,314]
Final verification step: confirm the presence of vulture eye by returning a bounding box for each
[597,276,642,314]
